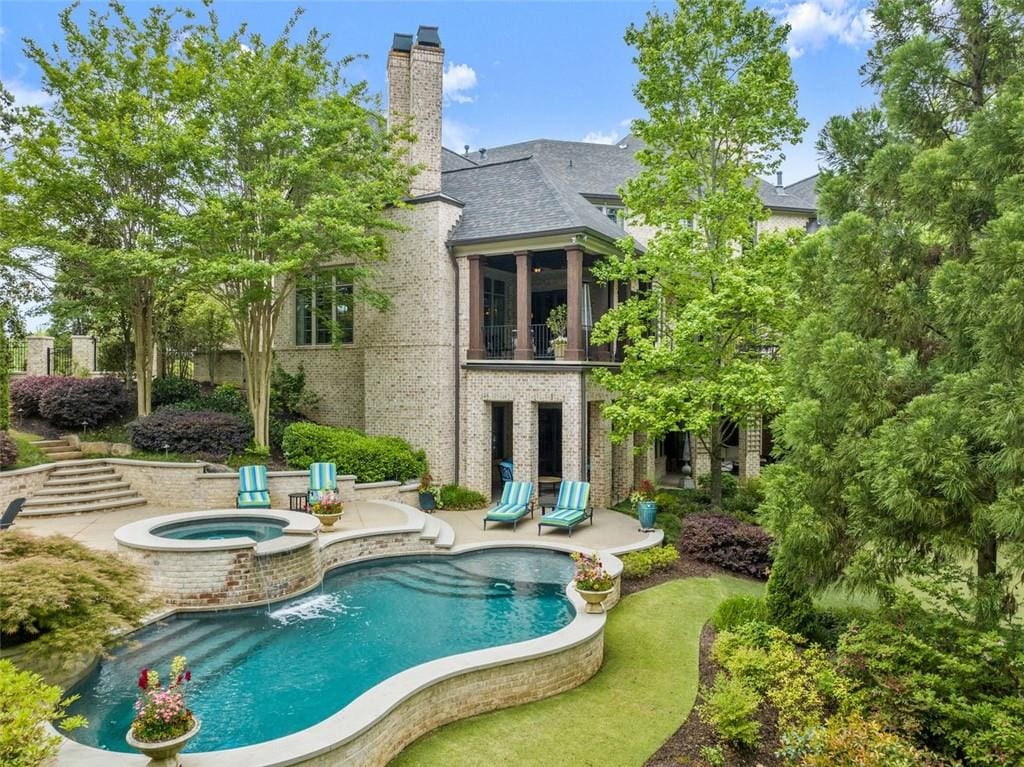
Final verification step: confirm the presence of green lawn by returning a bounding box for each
[10,429,49,469]
[391,575,764,767]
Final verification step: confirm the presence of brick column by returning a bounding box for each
[512,399,538,493]
[565,245,584,361]
[611,435,634,503]
[588,402,612,509]
[25,335,53,376]
[467,255,485,360]
[739,419,763,479]
[70,335,95,374]
[514,251,533,360]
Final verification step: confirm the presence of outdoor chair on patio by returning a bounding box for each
[236,465,271,509]
[537,480,593,537]
[498,460,514,484]
[0,498,25,531]
[483,480,534,531]
[307,462,338,508]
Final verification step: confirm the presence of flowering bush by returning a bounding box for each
[131,656,194,743]
[309,490,343,516]
[571,551,614,591]
[629,479,657,505]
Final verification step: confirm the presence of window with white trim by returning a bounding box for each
[295,271,354,345]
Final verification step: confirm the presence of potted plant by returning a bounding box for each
[570,551,615,613]
[126,656,200,766]
[547,304,568,360]
[630,479,658,532]
[310,490,344,530]
[417,474,443,512]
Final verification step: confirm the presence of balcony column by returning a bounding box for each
[467,255,485,360]
[514,250,533,360]
[565,244,584,361]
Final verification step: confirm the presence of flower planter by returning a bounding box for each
[126,717,200,767]
[574,584,615,614]
[314,511,343,530]
[419,491,436,512]
[637,500,657,531]
[552,339,568,360]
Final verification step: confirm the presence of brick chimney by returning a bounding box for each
[388,26,443,196]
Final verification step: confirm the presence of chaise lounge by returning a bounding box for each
[307,462,337,508]
[483,480,534,530]
[236,465,271,509]
[537,480,592,537]
[0,498,25,531]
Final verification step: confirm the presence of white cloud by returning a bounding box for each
[443,62,477,104]
[6,79,51,108]
[582,129,620,145]
[778,0,873,58]
[443,118,479,153]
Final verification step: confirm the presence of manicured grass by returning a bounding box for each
[392,575,764,767]
[10,430,49,469]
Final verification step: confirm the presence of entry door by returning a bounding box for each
[538,406,563,476]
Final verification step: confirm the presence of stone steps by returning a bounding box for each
[48,463,111,478]
[30,438,83,462]
[23,462,147,516]
[44,472,124,487]
[20,495,148,517]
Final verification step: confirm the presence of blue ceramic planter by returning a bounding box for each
[637,500,657,531]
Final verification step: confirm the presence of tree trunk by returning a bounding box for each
[131,281,155,417]
[708,419,724,509]
[238,299,277,450]
[977,533,997,579]
[0,317,10,431]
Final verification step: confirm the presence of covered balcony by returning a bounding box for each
[466,246,627,363]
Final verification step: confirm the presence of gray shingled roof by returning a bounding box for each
[441,155,629,245]
[783,174,819,209]
[442,147,477,172]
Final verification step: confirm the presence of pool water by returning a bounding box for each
[67,549,576,753]
[152,517,288,542]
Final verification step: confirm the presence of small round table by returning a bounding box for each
[537,476,561,504]
[288,492,308,512]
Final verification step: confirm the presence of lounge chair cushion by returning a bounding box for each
[540,506,587,527]
[308,462,337,492]
[486,503,529,521]
[552,480,590,512]
[237,491,271,508]
[238,465,268,492]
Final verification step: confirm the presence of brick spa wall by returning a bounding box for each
[320,531,437,571]
[0,464,52,509]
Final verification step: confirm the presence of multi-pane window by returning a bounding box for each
[595,203,624,223]
[295,271,354,345]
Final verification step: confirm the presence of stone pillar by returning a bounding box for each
[611,433,634,503]
[25,335,53,377]
[514,251,533,360]
[467,255,485,359]
[738,419,763,480]
[565,245,584,361]
[563,401,583,482]
[512,399,538,493]
[633,435,656,488]
[693,436,712,482]
[70,335,95,375]
[462,396,491,496]
[588,402,613,509]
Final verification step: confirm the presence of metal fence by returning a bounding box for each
[47,346,73,376]
[8,339,27,372]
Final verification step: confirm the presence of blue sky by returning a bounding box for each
[1,0,877,184]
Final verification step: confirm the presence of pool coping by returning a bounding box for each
[53,539,614,767]
[114,509,321,554]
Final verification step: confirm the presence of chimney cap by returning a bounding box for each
[416,25,441,47]
[775,170,785,193]
[392,33,413,52]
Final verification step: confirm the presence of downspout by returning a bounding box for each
[580,369,588,482]
[448,243,461,485]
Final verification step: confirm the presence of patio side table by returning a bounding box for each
[288,492,308,512]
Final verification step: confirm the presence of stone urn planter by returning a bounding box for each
[637,499,657,532]
[126,717,200,767]
[419,491,437,511]
[574,584,615,614]
[314,510,343,531]
[552,337,568,360]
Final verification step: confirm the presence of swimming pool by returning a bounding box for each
[152,516,288,542]
[67,548,576,754]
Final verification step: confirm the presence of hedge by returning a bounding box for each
[38,376,130,429]
[151,377,202,407]
[281,422,427,483]
[679,513,773,579]
[129,408,252,457]
[438,484,488,510]
[10,376,74,418]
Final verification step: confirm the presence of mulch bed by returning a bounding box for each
[619,551,723,597]
[645,623,782,767]
[11,416,63,440]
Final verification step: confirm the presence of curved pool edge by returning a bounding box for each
[54,543,611,767]
[114,508,321,553]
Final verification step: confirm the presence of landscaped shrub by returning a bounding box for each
[698,471,740,498]
[0,532,151,672]
[0,431,18,469]
[621,545,680,579]
[10,376,74,418]
[678,513,773,578]
[697,674,761,749]
[270,363,319,417]
[437,484,488,510]
[151,376,202,407]
[281,422,427,483]
[765,556,818,637]
[723,477,764,522]
[0,659,86,767]
[174,382,248,415]
[712,595,769,631]
[37,376,131,429]
[778,713,944,767]
[128,408,252,457]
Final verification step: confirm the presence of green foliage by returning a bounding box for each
[712,595,768,631]
[699,744,725,767]
[175,383,248,416]
[151,377,202,408]
[545,303,567,338]
[765,556,819,637]
[778,713,944,767]
[621,545,679,579]
[0,430,18,469]
[593,0,805,508]
[281,422,427,483]
[697,674,761,750]
[698,472,739,498]
[0,532,150,674]
[270,363,318,418]
[0,659,86,767]
[436,484,488,510]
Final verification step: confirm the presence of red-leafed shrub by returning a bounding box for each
[129,409,252,457]
[679,513,773,578]
[0,431,18,469]
[10,376,75,418]
[38,377,130,429]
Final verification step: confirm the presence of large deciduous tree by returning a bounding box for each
[3,2,208,417]
[181,12,412,448]
[592,0,805,507]
[762,0,1024,622]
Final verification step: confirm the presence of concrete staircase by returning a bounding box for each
[22,463,147,516]
[30,437,83,462]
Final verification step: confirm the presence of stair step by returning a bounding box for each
[31,439,70,448]
[419,515,440,541]
[20,496,147,517]
[25,488,141,508]
[44,472,122,487]
[49,464,116,478]
[34,481,132,497]
[40,451,83,461]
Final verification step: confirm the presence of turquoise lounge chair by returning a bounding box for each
[307,462,337,507]
[537,480,592,537]
[236,465,271,509]
[483,481,534,531]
